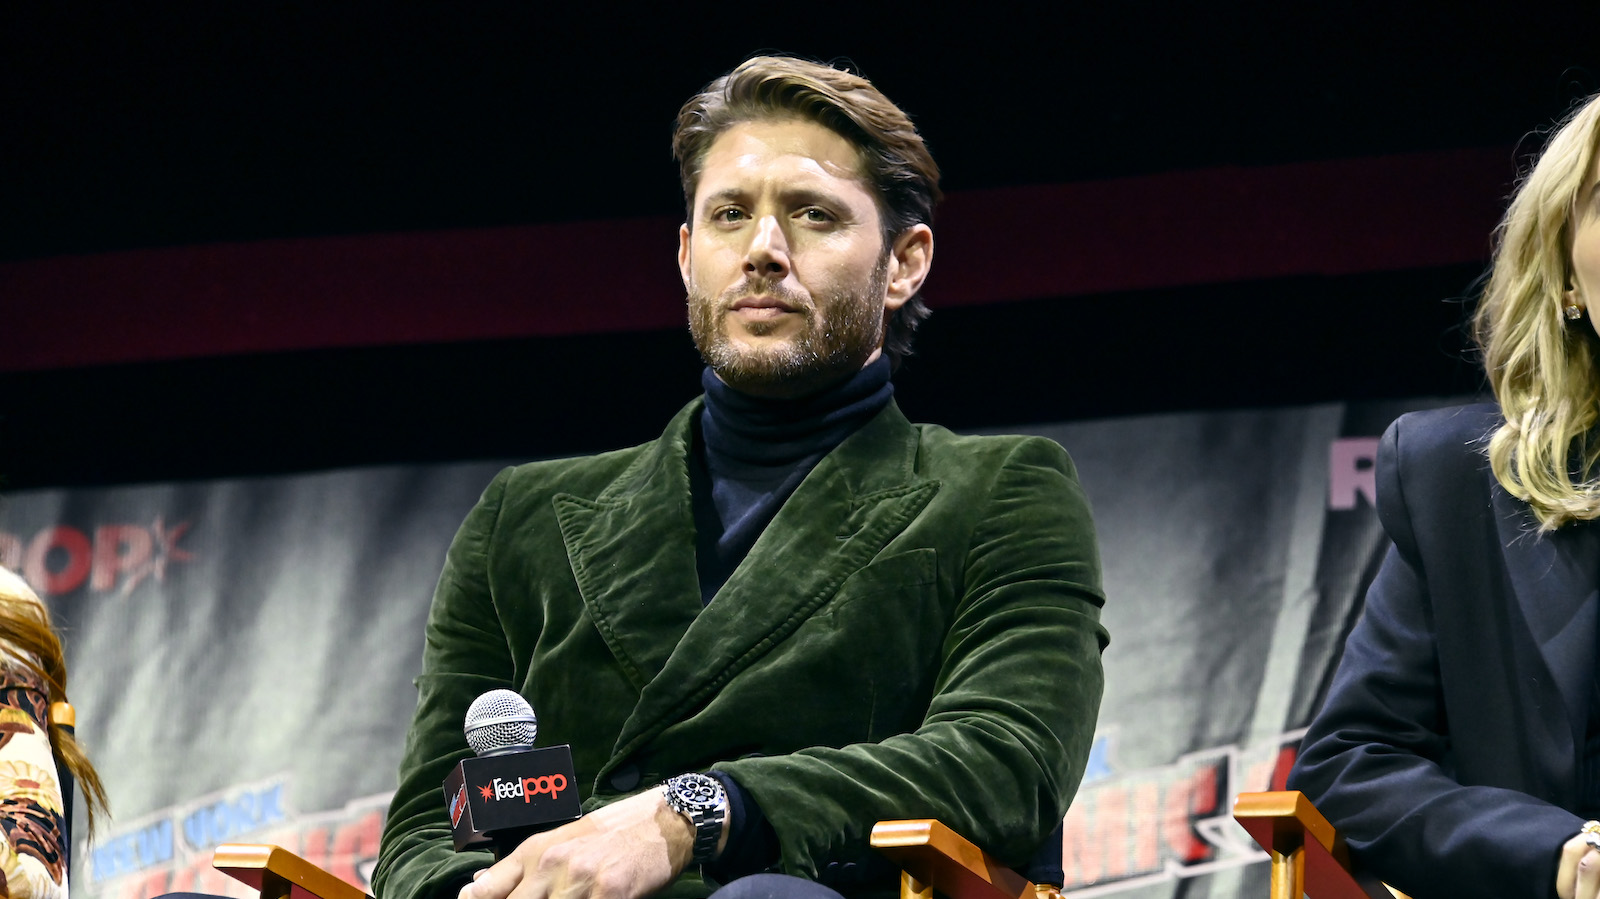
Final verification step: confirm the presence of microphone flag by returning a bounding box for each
[442,745,583,853]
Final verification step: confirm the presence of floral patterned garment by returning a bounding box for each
[0,660,66,899]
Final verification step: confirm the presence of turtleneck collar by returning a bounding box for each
[700,356,894,470]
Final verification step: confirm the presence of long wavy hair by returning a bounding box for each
[1476,92,1600,532]
[0,569,108,832]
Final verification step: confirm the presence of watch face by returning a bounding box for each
[670,774,721,810]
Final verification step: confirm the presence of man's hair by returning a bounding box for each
[1474,91,1600,531]
[672,55,942,370]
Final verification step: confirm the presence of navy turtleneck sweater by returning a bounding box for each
[690,355,894,605]
[690,355,893,880]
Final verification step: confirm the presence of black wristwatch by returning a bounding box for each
[663,773,728,864]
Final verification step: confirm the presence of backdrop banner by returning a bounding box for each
[0,395,1467,899]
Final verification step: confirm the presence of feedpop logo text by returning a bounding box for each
[477,775,567,804]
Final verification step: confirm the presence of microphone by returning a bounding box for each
[465,690,538,756]
[441,689,583,858]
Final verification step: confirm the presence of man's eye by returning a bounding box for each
[713,208,747,223]
[800,208,832,223]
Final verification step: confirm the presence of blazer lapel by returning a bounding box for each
[607,401,938,763]
[554,402,704,692]
[1491,483,1600,758]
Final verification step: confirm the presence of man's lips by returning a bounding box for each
[727,295,802,320]
[729,295,798,312]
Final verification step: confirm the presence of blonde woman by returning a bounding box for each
[1290,93,1600,899]
[0,568,106,899]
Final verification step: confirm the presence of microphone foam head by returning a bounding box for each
[464,689,538,756]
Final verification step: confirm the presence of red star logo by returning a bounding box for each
[121,516,197,595]
[477,784,494,801]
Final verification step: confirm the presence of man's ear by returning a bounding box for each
[883,224,933,312]
[678,223,693,290]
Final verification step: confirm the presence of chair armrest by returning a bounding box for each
[1233,791,1391,899]
[213,843,374,899]
[871,819,1046,899]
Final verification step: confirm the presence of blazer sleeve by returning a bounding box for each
[1288,414,1584,899]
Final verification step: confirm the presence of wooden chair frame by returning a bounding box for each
[870,819,1059,899]
[210,817,1056,899]
[213,843,375,899]
[1233,791,1394,899]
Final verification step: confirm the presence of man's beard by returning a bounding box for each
[687,254,890,397]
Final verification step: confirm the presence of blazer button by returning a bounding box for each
[609,763,641,792]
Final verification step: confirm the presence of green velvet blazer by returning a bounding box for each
[374,399,1108,899]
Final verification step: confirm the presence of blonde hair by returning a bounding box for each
[0,568,108,832]
[1476,93,1600,532]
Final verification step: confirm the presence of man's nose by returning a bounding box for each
[743,215,790,278]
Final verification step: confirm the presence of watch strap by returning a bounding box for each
[664,773,728,864]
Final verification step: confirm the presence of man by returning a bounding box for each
[373,56,1108,899]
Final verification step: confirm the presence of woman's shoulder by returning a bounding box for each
[1375,404,1502,549]
[1388,402,1500,448]
[1383,402,1500,473]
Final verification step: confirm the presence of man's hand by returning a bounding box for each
[1556,831,1600,899]
[461,789,696,899]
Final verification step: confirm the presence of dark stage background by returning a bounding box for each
[6,3,1599,486]
[1,4,1598,898]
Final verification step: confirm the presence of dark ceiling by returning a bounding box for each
[3,3,1598,488]
[6,3,1597,260]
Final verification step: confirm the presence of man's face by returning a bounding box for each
[679,118,904,398]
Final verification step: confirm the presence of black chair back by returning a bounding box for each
[50,703,76,871]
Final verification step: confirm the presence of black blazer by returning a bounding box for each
[1290,403,1599,899]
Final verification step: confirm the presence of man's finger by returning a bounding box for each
[506,840,574,899]
[467,856,529,899]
